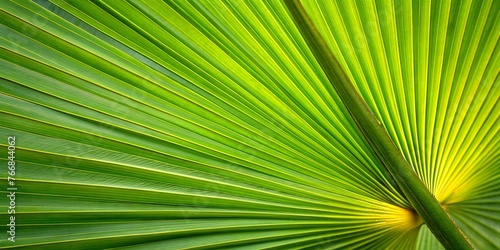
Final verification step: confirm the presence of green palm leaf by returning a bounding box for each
[0,0,498,249]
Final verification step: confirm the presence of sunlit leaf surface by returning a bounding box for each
[0,0,498,249]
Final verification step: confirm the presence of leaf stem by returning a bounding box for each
[284,1,473,249]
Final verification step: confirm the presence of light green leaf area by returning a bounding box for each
[0,0,498,249]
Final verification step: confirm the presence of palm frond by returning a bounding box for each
[0,0,498,249]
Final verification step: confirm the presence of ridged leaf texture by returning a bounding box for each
[0,0,498,249]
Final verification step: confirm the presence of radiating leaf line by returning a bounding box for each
[284,0,474,248]
[0,0,498,249]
